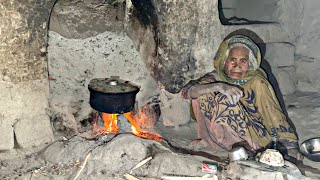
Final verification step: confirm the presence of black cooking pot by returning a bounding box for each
[88,77,140,114]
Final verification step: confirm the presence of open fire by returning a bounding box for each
[92,109,162,142]
[88,77,162,142]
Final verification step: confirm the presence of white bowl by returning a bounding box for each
[259,149,284,166]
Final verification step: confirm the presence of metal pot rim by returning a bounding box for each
[88,77,140,94]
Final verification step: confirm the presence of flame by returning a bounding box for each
[123,112,140,135]
[93,112,106,135]
[124,112,162,142]
[93,108,162,142]
[101,113,118,134]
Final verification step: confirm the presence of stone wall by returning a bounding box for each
[2,0,320,156]
[46,0,304,130]
[130,0,222,93]
[47,0,160,134]
[0,0,54,153]
[295,0,320,92]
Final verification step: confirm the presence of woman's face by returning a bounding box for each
[224,46,249,80]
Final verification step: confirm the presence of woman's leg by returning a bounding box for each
[192,93,261,151]
[190,99,222,150]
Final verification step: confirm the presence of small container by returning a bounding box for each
[259,149,284,167]
[300,137,320,162]
[202,163,218,174]
[228,146,249,162]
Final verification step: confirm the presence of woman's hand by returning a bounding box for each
[215,83,243,104]
[189,82,243,104]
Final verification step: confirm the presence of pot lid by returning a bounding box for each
[88,76,139,94]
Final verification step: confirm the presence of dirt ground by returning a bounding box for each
[1,92,320,179]
[0,122,319,180]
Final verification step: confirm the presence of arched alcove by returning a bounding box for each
[218,0,279,25]
[46,0,159,135]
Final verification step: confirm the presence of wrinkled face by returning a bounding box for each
[224,46,249,80]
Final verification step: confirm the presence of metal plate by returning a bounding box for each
[300,137,320,162]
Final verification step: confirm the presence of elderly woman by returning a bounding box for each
[182,35,298,156]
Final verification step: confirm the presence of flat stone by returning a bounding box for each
[43,136,96,164]
[296,1,320,58]
[14,114,54,149]
[42,141,65,164]
[159,89,191,127]
[295,56,320,92]
[49,0,125,39]
[0,120,14,150]
[284,92,320,143]
[0,80,51,151]
[265,43,295,67]
[226,160,313,180]
[270,66,296,95]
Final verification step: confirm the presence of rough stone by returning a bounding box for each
[226,160,313,180]
[296,0,320,58]
[137,151,205,177]
[43,136,96,164]
[130,0,222,93]
[0,80,52,150]
[42,141,65,164]
[49,0,125,39]
[0,119,14,150]
[275,0,303,40]
[265,43,295,67]
[159,89,191,127]
[302,158,320,179]
[271,67,296,95]
[0,0,55,82]
[0,0,55,152]
[295,56,320,92]
[14,114,54,149]
[284,92,320,143]
[40,134,211,179]
[87,135,152,175]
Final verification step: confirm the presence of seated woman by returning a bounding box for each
[181,35,299,157]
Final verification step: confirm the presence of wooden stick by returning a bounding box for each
[124,173,141,180]
[161,174,213,180]
[130,157,153,173]
[73,152,91,180]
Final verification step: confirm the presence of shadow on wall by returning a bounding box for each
[225,29,297,135]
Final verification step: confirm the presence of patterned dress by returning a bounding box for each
[181,35,298,151]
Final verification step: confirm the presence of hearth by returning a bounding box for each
[88,77,161,141]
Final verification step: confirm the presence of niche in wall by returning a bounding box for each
[218,0,279,25]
